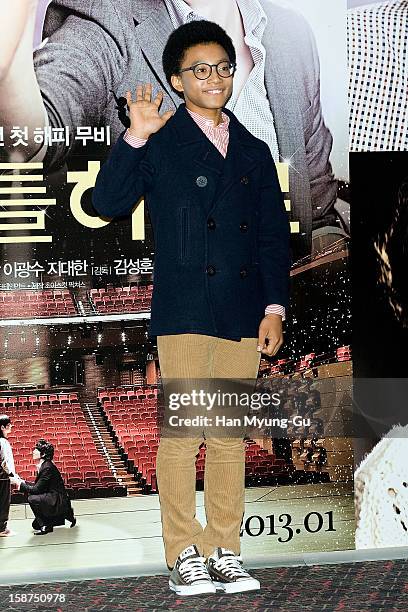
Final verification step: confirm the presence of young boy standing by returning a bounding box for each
[93,21,290,596]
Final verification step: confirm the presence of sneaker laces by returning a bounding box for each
[179,556,210,583]
[213,554,250,579]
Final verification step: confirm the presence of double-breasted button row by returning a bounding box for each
[206,218,248,231]
[206,265,248,279]
[196,175,249,187]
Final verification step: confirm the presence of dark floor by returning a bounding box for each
[1,559,407,611]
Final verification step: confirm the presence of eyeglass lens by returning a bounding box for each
[193,62,234,79]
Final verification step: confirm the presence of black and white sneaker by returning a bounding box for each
[169,545,216,596]
[207,547,260,593]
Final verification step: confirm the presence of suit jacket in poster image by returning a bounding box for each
[92,104,291,342]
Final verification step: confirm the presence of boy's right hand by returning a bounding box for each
[125,83,174,140]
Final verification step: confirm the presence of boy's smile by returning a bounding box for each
[171,42,234,124]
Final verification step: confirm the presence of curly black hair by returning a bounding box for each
[35,439,55,460]
[0,414,11,437]
[162,20,236,98]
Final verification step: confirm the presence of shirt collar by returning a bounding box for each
[164,0,267,38]
[186,107,230,130]
[164,0,197,28]
[236,0,267,39]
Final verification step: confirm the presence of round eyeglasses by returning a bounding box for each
[178,60,237,80]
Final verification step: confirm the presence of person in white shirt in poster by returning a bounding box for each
[0,415,17,537]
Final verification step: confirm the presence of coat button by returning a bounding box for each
[207,218,216,230]
[240,267,248,279]
[196,175,208,187]
[240,222,248,232]
[240,176,249,185]
[206,265,216,276]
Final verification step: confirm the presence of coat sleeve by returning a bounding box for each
[299,15,337,225]
[20,465,53,495]
[257,146,291,310]
[91,131,160,218]
[34,1,127,171]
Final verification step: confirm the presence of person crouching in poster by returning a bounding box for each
[93,21,290,595]
[11,440,76,535]
[0,415,17,537]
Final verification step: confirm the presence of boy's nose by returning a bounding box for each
[207,67,222,82]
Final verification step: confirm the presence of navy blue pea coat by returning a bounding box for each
[92,103,291,341]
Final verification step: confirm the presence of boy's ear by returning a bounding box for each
[171,74,184,94]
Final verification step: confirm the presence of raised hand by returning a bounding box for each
[125,83,174,140]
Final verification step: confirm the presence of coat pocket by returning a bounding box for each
[179,207,189,263]
[252,211,260,265]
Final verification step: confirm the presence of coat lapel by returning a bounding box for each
[171,105,225,214]
[170,105,264,216]
[171,105,226,170]
[35,461,45,481]
[209,110,263,212]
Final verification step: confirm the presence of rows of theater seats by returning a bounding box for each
[2,393,126,501]
[98,387,159,492]
[89,285,153,314]
[0,290,76,319]
[257,376,322,425]
[291,438,328,471]
[3,377,339,503]
[0,284,154,319]
[249,377,332,482]
[257,372,353,482]
[269,346,351,375]
[195,441,291,487]
[290,436,354,483]
[98,386,293,493]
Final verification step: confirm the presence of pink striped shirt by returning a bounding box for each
[185,108,230,157]
[123,110,286,321]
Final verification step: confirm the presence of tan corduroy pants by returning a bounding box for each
[156,333,261,568]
